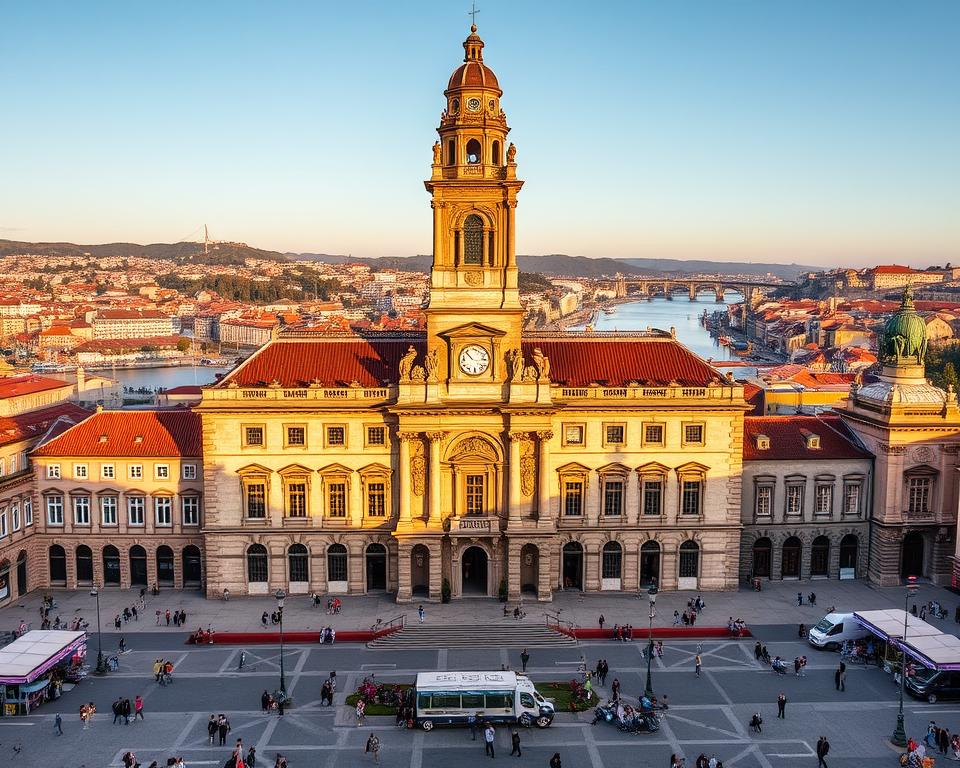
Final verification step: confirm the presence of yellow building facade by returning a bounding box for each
[195,26,750,602]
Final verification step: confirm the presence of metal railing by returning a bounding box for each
[543,611,579,644]
[370,614,406,636]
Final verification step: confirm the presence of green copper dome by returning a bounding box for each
[880,285,927,365]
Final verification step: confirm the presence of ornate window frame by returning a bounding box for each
[359,462,391,519]
[813,474,836,517]
[636,462,669,518]
[557,462,589,519]
[597,463,629,519]
[842,473,865,518]
[753,475,776,521]
[237,463,271,521]
[676,462,708,518]
[784,473,806,518]
[318,463,352,522]
[278,464,312,519]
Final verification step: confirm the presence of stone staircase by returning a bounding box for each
[367,621,577,649]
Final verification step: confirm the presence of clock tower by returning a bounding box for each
[424,25,524,389]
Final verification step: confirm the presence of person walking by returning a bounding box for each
[509,728,521,757]
[246,746,257,768]
[520,649,530,673]
[839,660,846,691]
[484,722,496,758]
[834,666,841,691]
[816,736,829,768]
[550,754,562,768]
[364,733,381,764]
[777,692,786,719]
[134,694,144,722]
[238,650,246,670]
[112,698,123,725]
[598,615,605,631]
[218,714,231,746]
[797,592,803,606]
[122,697,131,725]
[939,727,951,755]
[356,698,366,727]
[54,712,63,736]
[611,677,621,701]
[207,715,217,745]
[418,604,425,624]
[695,654,702,678]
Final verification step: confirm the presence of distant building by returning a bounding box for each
[93,309,175,340]
[870,266,944,291]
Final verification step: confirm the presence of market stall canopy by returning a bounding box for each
[853,610,943,642]
[0,631,86,684]
[896,633,960,671]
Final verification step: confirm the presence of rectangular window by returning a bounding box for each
[908,477,931,513]
[642,480,662,516]
[155,496,172,526]
[129,464,143,480]
[127,497,145,526]
[11,502,20,531]
[73,463,88,480]
[843,484,861,516]
[246,483,266,518]
[603,480,624,516]
[244,426,264,446]
[182,464,197,480]
[755,486,772,516]
[47,464,61,479]
[326,426,346,447]
[0,511,6,538]
[681,480,702,516]
[286,426,306,446]
[328,482,347,517]
[155,464,170,480]
[465,474,485,515]
[367,482,386,517]
[785,484,803,515]
[563,424,585,446]
[24,498,32,526]
[46,495,64,525]
[7,455,14,474]
[564,481,584,516]
[604,424,625,445]
[101,464,115,480]
[100,496,118,526]
[644,424,664,446]
[367,426,386,446]
[815,484,833,515]
[182,497,200,526]
[286,482,307,517]
[683,424,705,445]
[327,550,348,582]
[73,496,91,525]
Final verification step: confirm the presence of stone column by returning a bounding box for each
[426,432,445,526]
[396,543,412,602]
[536,431,553,524]
[508,431,526,526]
[506,201,517,268]
[431,201,444,267]
[397,433,416,526]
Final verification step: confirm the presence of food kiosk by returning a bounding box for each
[0,630,86,716]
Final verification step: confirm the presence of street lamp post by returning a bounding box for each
[891,575,918,747]
[276,589,287,696]
[91,587,106,675]
[644,586,658,699]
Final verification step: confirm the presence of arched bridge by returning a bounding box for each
[608,275,790,302]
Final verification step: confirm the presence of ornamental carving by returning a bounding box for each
[877,443,907,455]
[520,440,536,497]
[464,272,483,286]
[411,440,426,496]
[451,436,499,461]
[536,430,554,441]
[914,446,934,464]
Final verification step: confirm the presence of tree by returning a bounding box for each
[176,337,192,353]
[945,362,958,392]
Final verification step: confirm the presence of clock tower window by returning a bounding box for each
[466,138,481,164]
[463,215,484,265]
[492,140,501,165]
[446,139,456,166]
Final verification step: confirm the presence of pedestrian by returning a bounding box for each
[165,608,171,625]
[839,661,846,691]
[112,698,123,725]
[274,756,288,768]
[816,736,829,768]
[754,641,762,661]
[749,712,762,733]
[262,611,269,628]
[207,715,217,745]
[550,753,562,768]
[793,657,800,677]
[955,605,960,624]
[939,727,950,755]
[777,692,786,719]
[122,697,131,724]
[695,654,702,677]
[520,648,530,673]
[469,712,479,740]
[611,677,621,701]
[484,722,496,758]
[132,605,138,621]
[135,694,144,721]
[218,714,231,746]
[54,712,63,735]
[599,614,605,631]
[365,733,381,764]
[926,721,938,748]
[800,655,807,677]
[155,609,161,625]
[834,667,841,691]
[418,604,425,624]
[797,592,803,606]
[239,650,246,670]
[510,728,521,756]
[356,699,366,727]
[247,746,257,768]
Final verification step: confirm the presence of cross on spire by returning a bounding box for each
[468,2,480,26]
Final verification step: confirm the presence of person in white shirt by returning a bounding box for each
[484,724,496,758]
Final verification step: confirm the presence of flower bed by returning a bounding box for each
[540,680,593,712]
[346,682,412,716]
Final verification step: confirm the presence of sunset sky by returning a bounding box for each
[1,1,957,266]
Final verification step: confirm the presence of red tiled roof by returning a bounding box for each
[0,403,90,449]
[163,386,203,395]
[32,410,202,458]
[0,375,71,399]
[740,380,764,416]
[873,265,915,274]
[743,416,871,462]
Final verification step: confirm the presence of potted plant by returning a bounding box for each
[441,578,451,604]
[498,579,508,602]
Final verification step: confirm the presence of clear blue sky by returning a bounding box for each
[1,1,957,267]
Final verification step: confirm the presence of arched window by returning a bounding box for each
[247,544,268,583]
[49,545,66,585]
[156,545,174,585]
[129,545,147,586]
[601,541,622,580]
[103,545,121,585]
[466,138,482,164]
[492,140,501,165]
[640,540,660,587]
[288,543,309,583]
[679,540,699,579]
[327,543,348,584]
[810,536,830,577]
[463,214,483,265]
[75,545,93,585]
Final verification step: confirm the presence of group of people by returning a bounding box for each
[261,611,283,627]
[78,701,97,729]
[121,752,187,768]
[672,596,706,626]
[726,617,747,637]
[111,695,144,724]
[320,626,336,644]
[152,658,174,684]
[313,595,341,614]
[157,608,188,627]
[912,599,951,621]
[207,714,232,746]
[319,673,337,705]
[923,720,960,758]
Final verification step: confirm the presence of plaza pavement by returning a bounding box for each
[3,579,960,767]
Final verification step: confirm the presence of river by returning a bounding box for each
[55,364,233,392]
[569,294,742,363]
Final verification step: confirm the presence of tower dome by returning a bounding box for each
[446,25,502,95]
[880,285,928,366]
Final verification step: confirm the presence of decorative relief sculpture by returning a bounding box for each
[432,141,442,165]
[530,347,550,380]
[520,440,536,497]
[452,436,498,460]
[398,345,417,379]
[509,348,524,382]
[425,349,439,382]
[522,365,538,382]
[464,272,483,286]
[411,440,426,496]
[410,365,426,382]
[507,142,517,163]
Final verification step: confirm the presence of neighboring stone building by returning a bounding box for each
[92,309,175,340]
[195,25,749,603]
[842,287,960,586]
[739,415,871,582]
[31,410,204,590]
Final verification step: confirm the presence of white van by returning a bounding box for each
[808,612,870,650]
[414,671,555,731]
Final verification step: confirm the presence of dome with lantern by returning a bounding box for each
[446,25,502,95]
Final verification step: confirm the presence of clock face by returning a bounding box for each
[458,344,490,376]
[466,97,482,112]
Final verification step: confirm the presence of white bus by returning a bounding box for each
[414,671,555,730]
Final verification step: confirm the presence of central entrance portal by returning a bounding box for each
[461,546,488,595]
